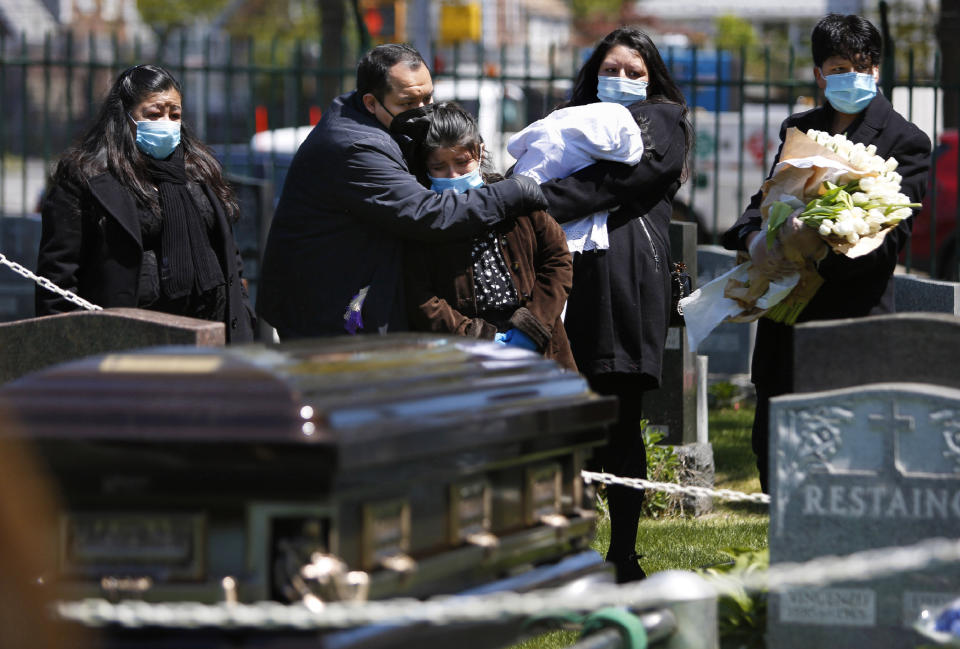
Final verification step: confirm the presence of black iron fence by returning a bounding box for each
[1,30,957,286]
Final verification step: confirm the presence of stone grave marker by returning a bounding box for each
[0,307,224,383]
[767,382,960,648]
[792,313,960,394]
[695,245,754,377]
[0,214,42,322]
[644,221,699,446]
[894,273,960,316]
[643,222,714,514]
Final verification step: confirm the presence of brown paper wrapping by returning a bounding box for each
[722,128,895,323]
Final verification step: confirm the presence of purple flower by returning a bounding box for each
[343,286,370,335]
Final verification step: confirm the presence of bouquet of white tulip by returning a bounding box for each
[765,129,919,253]
[678,127,921,351]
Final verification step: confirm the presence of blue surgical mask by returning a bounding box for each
[596,75,648,106]
[130,115,181,159]
[822,71,877,115]
[428,168,484,194]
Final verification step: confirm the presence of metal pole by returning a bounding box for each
[407,0,431,66]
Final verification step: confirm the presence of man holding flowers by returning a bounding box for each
[721,14,931,492]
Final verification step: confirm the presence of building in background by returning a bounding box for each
[633,0,863,43]
[0,0,58,44]
[1,0,155,45]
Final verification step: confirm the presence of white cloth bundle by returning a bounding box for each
[507,102,645,253]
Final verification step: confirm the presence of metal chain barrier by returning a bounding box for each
[581,470,772,505]
[0,252,102,311]
[54,534,960,631]
[760,535,960,592]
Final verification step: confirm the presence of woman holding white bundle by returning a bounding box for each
[529,26,693,583]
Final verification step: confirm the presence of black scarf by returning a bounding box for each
[144,147,224,299]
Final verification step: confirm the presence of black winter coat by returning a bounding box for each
[256,92,529,338]
[721,93,931,390]
[539,101,687,386]
[36,164,255,343]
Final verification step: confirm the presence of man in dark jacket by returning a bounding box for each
[257,44,547,339]
[722,14,931,492]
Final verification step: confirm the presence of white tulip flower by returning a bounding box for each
[835,220,854,236]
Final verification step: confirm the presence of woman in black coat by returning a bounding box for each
[36,64,255,342]
[537,27,693,582]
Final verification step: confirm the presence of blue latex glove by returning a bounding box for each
[502,328,538,351]
[493,332,509,344]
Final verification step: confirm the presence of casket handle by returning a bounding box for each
[539,513,570,540]
[380,553,417,575]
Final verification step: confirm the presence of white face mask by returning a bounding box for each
[129,114,181,159]
[428,168,484,194]
[596,75,648,105]
[821,70,877,115]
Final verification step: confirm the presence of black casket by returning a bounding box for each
[0,334,615,609]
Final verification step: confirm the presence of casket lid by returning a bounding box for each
[0,335,613,466]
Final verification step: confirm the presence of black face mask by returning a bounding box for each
[389,104,435,139]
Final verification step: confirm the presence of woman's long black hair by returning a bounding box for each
[567,27,693,179]
[54,64,239,219]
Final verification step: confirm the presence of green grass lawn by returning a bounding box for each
[511,406,769,649]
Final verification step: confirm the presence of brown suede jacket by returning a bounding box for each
[404,209,576,371]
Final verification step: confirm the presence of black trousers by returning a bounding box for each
[750,319,794,495]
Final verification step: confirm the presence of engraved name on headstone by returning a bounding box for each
[768,383,960,649]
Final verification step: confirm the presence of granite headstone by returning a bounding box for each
[694,245,755,377]
[0,307,224,383]
[768,383,960,648]
[792,313,960,394]
[0,214,42,322]
[644,221,699,446]
[894,274,960,316]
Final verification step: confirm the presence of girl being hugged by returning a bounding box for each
[535,27,694,582]
[400,101,576,371]
[36,64,255,342]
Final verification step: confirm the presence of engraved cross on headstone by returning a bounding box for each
[868,400,915,479]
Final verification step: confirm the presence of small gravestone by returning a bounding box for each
[792,313,960,394]
[644,222,714,515]
[768,383,960,648]
[645,221,698,446]
[0,308,224,383]
[0,215,42,322]
[695,245,754,377]
[894,273,960,315]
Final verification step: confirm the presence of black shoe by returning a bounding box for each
[609,552,647,583]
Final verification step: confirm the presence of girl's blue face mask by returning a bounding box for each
[596,75,648,106]
[428,168,484,194]
[822,71,877,115]
[129,115,181,159]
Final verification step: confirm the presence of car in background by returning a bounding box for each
[902,129,958,280]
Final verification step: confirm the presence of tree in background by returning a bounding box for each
[571,0,622,21]
[713,14,755,53]
[138,0,230,43]
[881,0,939,81]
